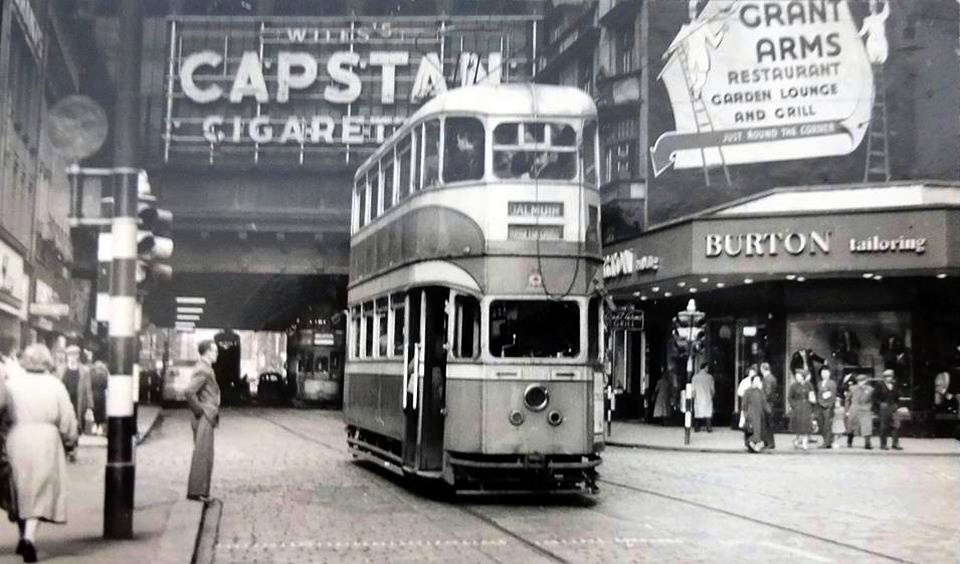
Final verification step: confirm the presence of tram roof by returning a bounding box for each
[357,84,597,176]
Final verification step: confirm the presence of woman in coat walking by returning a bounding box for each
[652,372,673,425]
[5,344,79,562]
[742,374,771,453]
[845,372,875,449]
[787,367,814,450]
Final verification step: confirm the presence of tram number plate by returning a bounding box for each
[508,201,564,218]
[607,309,644,331]
[508,224,563,241]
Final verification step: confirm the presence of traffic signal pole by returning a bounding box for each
[105,0,143,539]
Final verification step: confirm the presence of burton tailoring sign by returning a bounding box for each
[163,16,537,166]
[650,0,874,176]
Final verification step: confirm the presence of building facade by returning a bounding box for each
[539,0,960,434]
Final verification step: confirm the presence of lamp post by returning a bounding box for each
[676,299,705,445]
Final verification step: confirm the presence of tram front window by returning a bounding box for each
[489,300,580,358]
[493,122,577,181]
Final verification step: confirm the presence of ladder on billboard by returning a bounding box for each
[677,42,731,188]
[864,64,891,183]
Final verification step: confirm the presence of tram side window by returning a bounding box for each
[350,307,361,359]
[370,170,381,219]
[391,293,405,357]
[376,297,389,357]
[493,122,577,181]
[382,152,395,211]
[452,295,480,359]
[422,120,440,189]
[588,297,600,363]
[397,136,411,200]
[363,301,374,358]
[443,117,485,183]
[581,120,598,187]
[356,180,367,229]
[489,300,580,358]
[411,128,420,194]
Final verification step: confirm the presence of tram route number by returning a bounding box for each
[606,309,644,331]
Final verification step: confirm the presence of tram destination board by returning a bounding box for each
[607,309,644,331]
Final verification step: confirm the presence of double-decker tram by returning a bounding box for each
[344,84,605,493]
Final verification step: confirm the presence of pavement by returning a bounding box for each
[0,406,207,564]
[605,420,960,455]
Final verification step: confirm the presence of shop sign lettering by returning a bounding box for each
[704,230,831,257]
[603,249,661,279]
[651,0,876,175]
[849,235,926,254]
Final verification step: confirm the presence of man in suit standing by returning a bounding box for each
[877,369,903,450]
[184,340,221,501]
[759,362,778,449]
[817,366,838,448]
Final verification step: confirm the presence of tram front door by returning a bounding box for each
[403,288,447,472]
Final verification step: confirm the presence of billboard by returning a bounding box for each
[646,0,960,225]
[162,16,537,168]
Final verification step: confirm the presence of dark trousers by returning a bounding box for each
[188,414,216,497]
[695,417,712,431]
[879,403,901,447]
[820,406,834,446]
[761,411,776,448]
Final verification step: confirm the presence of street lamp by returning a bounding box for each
[674,299,706,445]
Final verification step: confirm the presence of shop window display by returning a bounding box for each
[786,312,912,410]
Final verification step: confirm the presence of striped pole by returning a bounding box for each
[104,168,138,539]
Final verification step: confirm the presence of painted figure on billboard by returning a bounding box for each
[859,0,890,64]
[650,0,875,177]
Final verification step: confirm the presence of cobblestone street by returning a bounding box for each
[150,408,960,564]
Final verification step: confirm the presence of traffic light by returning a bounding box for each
[136,171,173,290]
[672,299,706,355]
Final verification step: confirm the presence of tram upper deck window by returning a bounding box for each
[443,117,485,183]
[382,152,395,211]
[370,170,381,219]
[397,136,411,200]
[489,300,580,358]
[582,120,598,188]
[493,122,577,181]
[422,120,440,189]
[356,179,367,229]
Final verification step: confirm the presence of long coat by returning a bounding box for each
[5,371,79,523]
[788,381,813,434]
[742,387,770,446]
[57,364,93,432]
[692,369,715,418]
[845,382,874,436]
[653,376,672,418]
[184,359,221,498]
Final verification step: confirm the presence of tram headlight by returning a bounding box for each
[509,410,525,426]
[523,384,549,412]
[547,410,564,426]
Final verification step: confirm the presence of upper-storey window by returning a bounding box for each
[422,120,441,189]
[493,122,578,181]
[443,117,485,183]
[397,136,412,200]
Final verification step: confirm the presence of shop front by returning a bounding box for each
[0,238,29,348]
[602,183,960,435]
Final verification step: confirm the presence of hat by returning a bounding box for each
[882,369,895,378]
[65,344,82,354]
[20,344,55,372]
[856,372,869,381]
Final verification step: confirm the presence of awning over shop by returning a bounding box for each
[602,182,960,300]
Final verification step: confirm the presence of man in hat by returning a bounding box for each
[876,369,903,450]
[816,366,838,448]
[184,339,221,502]
[57,344,94,438]
[845,372,875,449]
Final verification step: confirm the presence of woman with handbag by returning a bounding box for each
[4,344,79,562]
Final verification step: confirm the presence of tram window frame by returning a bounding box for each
[376,297,389,357]
[391,293,405,357]
[492,121,579,181]
[356,179,367,231]
[443,117,486,184]
[452,294,480,360]
[350,306,361,359]
[370,167,381,219]
[422,119,441,190]
[382,150,395,211]
[397,136,412,200]
[363,301,374,358]
[488,299,581,359]
[411,127,420,194]
[588,297,600,363]
[581,120,598,188]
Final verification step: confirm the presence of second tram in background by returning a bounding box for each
[344,84,605,493]
[288,328,344,405]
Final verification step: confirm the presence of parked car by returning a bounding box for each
[162,361,196,403]
[255,371,287,405]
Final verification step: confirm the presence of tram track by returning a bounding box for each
[597,478,916,564]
